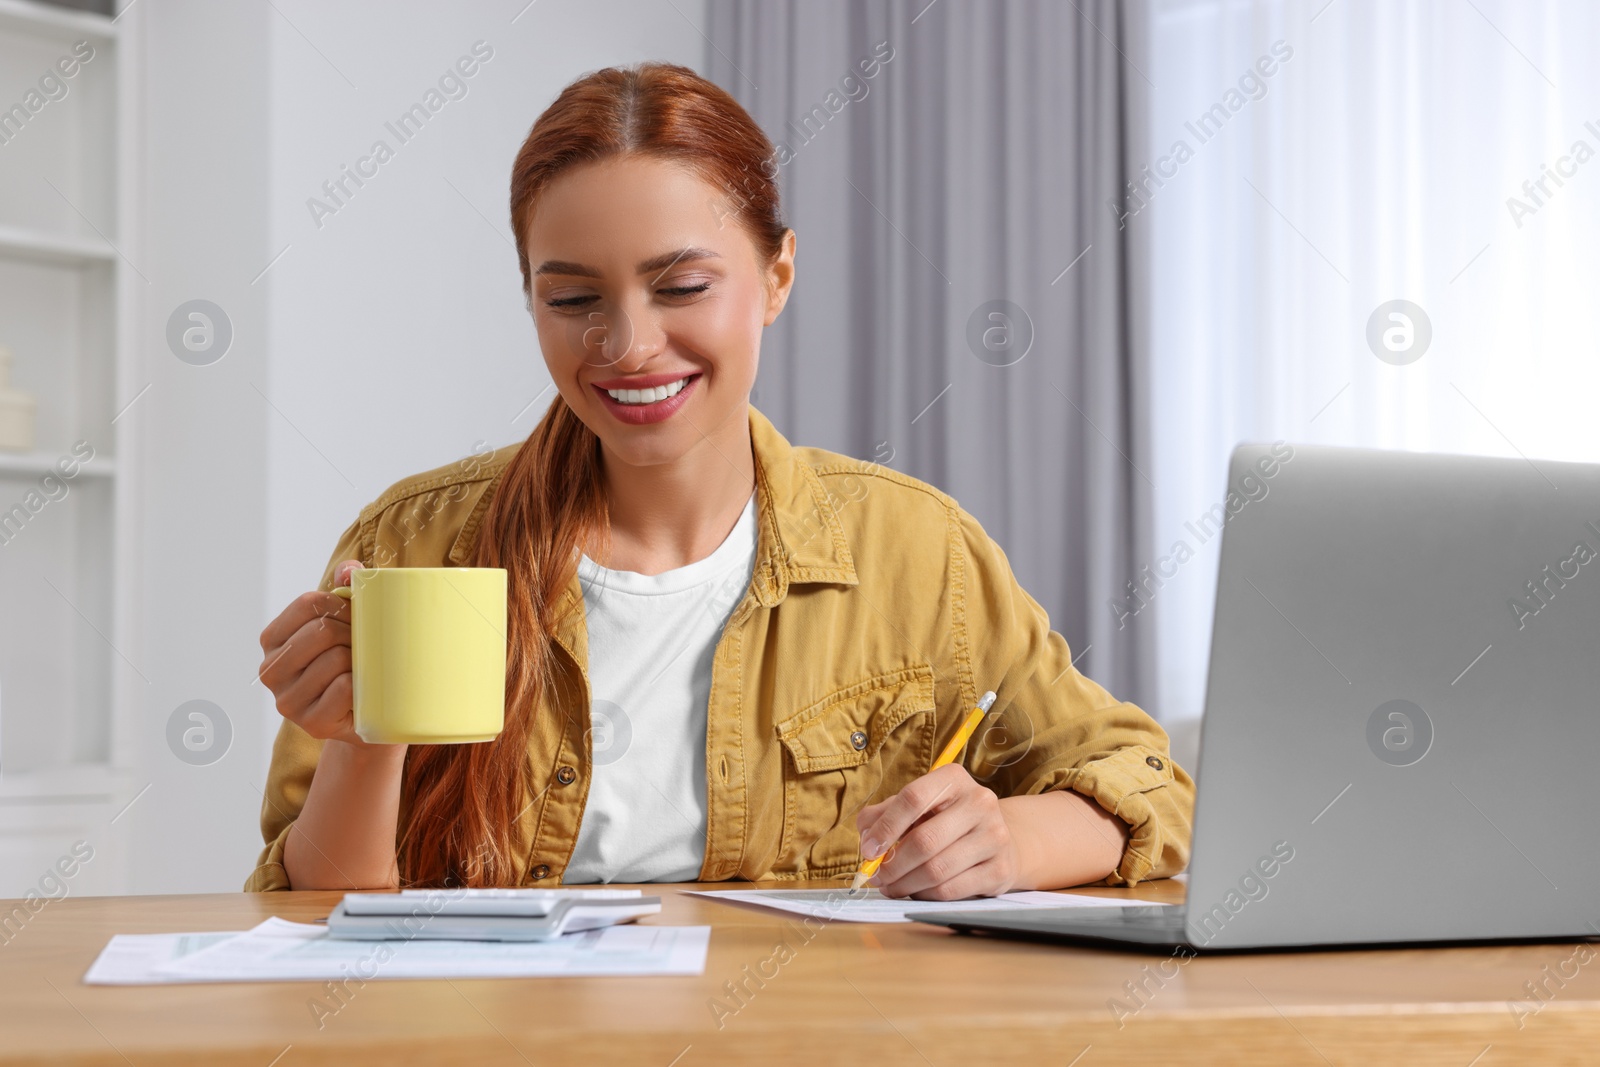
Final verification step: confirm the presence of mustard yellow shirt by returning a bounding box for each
[247,408,1193,890]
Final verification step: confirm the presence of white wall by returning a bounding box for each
[127,0,707,894]
[263,0,708,631]
[126,0,273,894]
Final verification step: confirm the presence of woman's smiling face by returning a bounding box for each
[525,154,794,468]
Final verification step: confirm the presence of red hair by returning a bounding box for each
[396,62,788,887]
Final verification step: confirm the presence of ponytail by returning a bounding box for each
[396,402,606,886]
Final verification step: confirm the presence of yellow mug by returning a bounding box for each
[332,567,508,744]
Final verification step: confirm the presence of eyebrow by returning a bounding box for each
[533,246,723,280]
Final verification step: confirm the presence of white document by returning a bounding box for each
[85,917,709,985]
[688,887,1174,923]
[83,930,242,985]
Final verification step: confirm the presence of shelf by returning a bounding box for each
[0,0,116,42]
[0,764,140,812]
[0,761,132,803]
[0,225,118,268]
[0,449,114,477]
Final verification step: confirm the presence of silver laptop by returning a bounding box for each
[915,443,1600,952]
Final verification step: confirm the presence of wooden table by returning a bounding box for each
[3,879,1598,1066]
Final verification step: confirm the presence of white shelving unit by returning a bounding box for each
[0,449,114,477]
[0,224,117,267]
[0,0,137,897]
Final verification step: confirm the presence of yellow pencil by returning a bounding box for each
[850,690,999,891]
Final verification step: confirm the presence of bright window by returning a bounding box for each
[1137,0,1600,720]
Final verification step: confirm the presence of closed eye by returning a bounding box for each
[544,282,711,310]
[660,282,712,298]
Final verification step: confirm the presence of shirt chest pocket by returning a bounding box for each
[774,665,938,876]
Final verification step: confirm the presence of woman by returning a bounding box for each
[250,62,1192,900]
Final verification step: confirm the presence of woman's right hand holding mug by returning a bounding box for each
[258,559,393,750]
[259,559,410,890]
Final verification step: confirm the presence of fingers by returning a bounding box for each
[857,763,971,858]
[274,643,354,729]
[874,812,1013,899]
[860,765,1017,900]
[258,579,357,743]
[258,613,351,692]
[902,856,1015,902]
[331,558,365,587]
[297,661,357,742]
[255,561,367,745]
[870,799,1017,902]
[856,797,891,834]
[259,588,352,654]
[870,793,979,883]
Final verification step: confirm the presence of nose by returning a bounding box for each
[585,293,667,371]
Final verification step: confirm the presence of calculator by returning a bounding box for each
[325,888,662,941]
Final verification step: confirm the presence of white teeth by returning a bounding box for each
[606,377,690,404]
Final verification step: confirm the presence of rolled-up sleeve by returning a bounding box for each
[953,508,1195,886]
[244,517,367,892]
[245,720,325,891]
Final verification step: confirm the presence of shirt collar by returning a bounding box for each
[747,405,859,606]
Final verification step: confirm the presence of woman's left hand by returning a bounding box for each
[856,763,1021,900]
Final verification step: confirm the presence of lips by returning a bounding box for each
[590,371,700,391]
[591,373,701,426]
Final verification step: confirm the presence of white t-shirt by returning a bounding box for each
[562,494,757,884]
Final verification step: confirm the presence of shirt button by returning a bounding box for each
[556,766,577,785]
[530,863,551,880]
[1146,756,1165,771]
[849,730,868,751]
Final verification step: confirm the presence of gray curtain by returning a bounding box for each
[705,0,1157,713]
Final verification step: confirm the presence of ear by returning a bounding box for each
[763,229,797,326]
